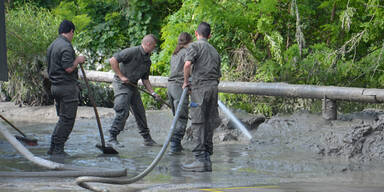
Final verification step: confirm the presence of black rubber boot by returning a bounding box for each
[108,133,119,144]
[50,142,69,156]
[48,136,69,156]
[168,141,184,155]
[47,139,55,155]
[143,134,158,146]
[107,132,124,147]
[182,152,212,172]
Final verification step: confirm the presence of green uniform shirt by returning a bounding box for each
[184,38,221,87]
[112,45,151,96]
[47,35,77,85]
[168,47,188,84]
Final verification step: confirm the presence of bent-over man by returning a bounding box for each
[108,34,160,147]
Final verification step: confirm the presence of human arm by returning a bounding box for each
[142,79,161,101]
[63,50,85,73]
[182,60,192,89]
[110,57,129,83]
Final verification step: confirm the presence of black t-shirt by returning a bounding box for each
[47,35,77,85]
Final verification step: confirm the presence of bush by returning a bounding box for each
[6,3,60,105]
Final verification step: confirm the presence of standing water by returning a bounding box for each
[1,103,384,191]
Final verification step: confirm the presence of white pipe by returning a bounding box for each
[0,123,63,169]
[0,122,127,177]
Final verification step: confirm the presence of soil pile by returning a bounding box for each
[319,110,384,162]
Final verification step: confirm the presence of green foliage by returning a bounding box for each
[141,87,167,110]
[5,0,384,115]
[155,0,384,116]
[52,0,126,72]
[6,3,60,105]
[11,0,60,9]
[78,81,114,107]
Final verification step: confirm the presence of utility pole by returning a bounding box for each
[0,0,8,81]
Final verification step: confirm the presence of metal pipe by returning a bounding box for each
[57,70,384,103]
[41,70,384,103]
[219,82,384,103]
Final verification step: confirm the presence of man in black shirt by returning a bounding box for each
[46,20,85,156]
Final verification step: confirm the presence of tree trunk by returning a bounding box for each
[327,2,336,45]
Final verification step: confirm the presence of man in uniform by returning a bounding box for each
[47,20,85,156]
[108,34,160,146]
[182,22,221,172]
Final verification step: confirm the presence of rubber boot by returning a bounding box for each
[107,132,124,147]
[50,138,69,157]
[143,134,158,146]
[182,152,212,172]
[47,138,55,155]
[168,141,184,155]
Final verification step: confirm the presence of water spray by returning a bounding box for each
[218,100,253,140]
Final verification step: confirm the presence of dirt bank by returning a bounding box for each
[250,109,384,164]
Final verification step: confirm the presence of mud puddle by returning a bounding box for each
[1,103,384,191]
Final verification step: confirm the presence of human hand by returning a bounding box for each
[119,76,129,84]
[152,92,162,102]
[182,82,190,89]
[77,55,86,64]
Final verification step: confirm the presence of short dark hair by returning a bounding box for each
[197,22,211,38]
[58,20,75,34]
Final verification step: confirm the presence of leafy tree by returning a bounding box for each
[6,3,60,105]
[5,0,384,114]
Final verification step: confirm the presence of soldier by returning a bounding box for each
[108,34,160,147]
[47,20,85,156]
[182,22,221,172]
[167,32,193,155]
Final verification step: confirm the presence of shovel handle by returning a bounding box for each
[79,64,106,147]
[123,81,172,109]
[0,114,27,137]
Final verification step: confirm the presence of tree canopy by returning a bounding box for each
[4,0,384,115]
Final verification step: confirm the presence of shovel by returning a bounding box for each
[79,64,118,154]
[123,81,172,109]
[0,114,38,146]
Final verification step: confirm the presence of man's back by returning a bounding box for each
[186,38,221,85]
[47,35,77,85]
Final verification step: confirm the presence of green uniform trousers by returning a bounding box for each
[190,82,219,158]
[50,84,79,151]
[109,87,150,137]
[167,82,189,143]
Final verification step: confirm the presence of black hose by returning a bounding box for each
[75,87,189,192]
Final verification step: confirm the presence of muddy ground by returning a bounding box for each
[1,101,384,192]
